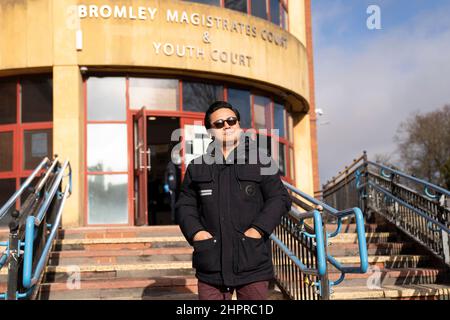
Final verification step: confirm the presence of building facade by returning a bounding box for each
[0,0,319,227]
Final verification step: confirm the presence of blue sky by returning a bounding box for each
[311,0,450,184]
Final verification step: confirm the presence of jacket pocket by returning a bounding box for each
[192,237,221,273]
[235,235,269,273]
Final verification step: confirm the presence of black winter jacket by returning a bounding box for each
[175,142,291,287]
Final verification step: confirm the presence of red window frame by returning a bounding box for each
[83,78,133,227]
[0,77,53,215]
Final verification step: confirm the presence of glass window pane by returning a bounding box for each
[184,0,220,6]
[0,179,16,227]
[281,7,288,30]
[256,134,272,158]
[270,0,280,25]
[254,96,270,130]
[129,78,179,111]
[273,103,285,137]
[228,88,251,129]
[21,77,53,123]
[182,81,223,113]
[278,143,286,176]
[225,0,248,13]
[0,80,17,125]
[287,112,294,142]
[88,124,128,172]
[290,147,294,179]
[251,0,267,20]
[87,77,126,121]
[23,129,52,170]
[0,131,13,172]
[88,174,128,224]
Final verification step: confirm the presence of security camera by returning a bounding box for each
[315,108,324,116]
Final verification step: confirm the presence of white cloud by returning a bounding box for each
[315,4,450,185]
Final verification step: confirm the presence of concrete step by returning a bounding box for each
[53,236,189,251]
[43,261,195,282]
[57,225,183,240]
[39,285,198,300]
[330,232,396,244]
[332,255,429,269]
[324,223,394,233]
[328,242,415,256]
[47,247,193,265]
[328,268,449,287]
[38,275,198,300]
[331,284,450,300]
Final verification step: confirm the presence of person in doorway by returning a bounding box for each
[176,101,291,300]
[164,148,181,224]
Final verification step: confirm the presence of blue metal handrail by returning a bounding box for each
[366,160,450,200]
[283,182,369,290]
[23,160,71,291]
[362,180,450,234]
[0,157,50,220]
[271,208,327,276]
[0,158,71,300]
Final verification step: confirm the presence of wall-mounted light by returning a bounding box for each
[148,117,157,121]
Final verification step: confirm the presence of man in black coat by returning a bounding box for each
[176,101,291,300]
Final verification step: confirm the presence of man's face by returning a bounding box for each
[209,108,242,145]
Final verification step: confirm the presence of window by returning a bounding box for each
[225,0,247,13]
[281,5,288,30]
[129,78,178,111]
[0,179,16,227]
[273,102,285,137]
[227,88,251,129]
[23,129,53,170]
[182,81,223,112]
[87,77,126,121]
[287,112,294,142]
[0,131,13,172]
[277,142,286,176]
[21,78,53,123]
[251,0,268,20]
[0,75,53,212]
[184,0,220,6]
[86,77,129,225]
[269,0,280,26]
[87,124,128,172]
[88,174,129,224]
[0,80,16,125]
[253,95,271,130]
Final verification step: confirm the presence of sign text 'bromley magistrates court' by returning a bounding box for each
[77,4,288,68]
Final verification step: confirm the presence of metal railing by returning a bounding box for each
[271,181,368,300]
[0,157,71,300]
[322,152,450,267]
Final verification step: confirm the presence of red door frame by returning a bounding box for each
[134,108,148,226]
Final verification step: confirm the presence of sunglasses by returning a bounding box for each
[212,117,238,129]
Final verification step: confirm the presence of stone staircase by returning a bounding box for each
[0,225,284,300]
[2,214,449,300]
[325,215,450,300]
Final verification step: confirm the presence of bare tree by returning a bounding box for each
[394,105,450,189]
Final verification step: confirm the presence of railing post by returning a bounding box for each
[6,210,20,300]
[362,151,370,217]
[318,208,330,300]
[442,196,450,265]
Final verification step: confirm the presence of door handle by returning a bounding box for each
[147,147,151,172]
[139,148,150,171]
